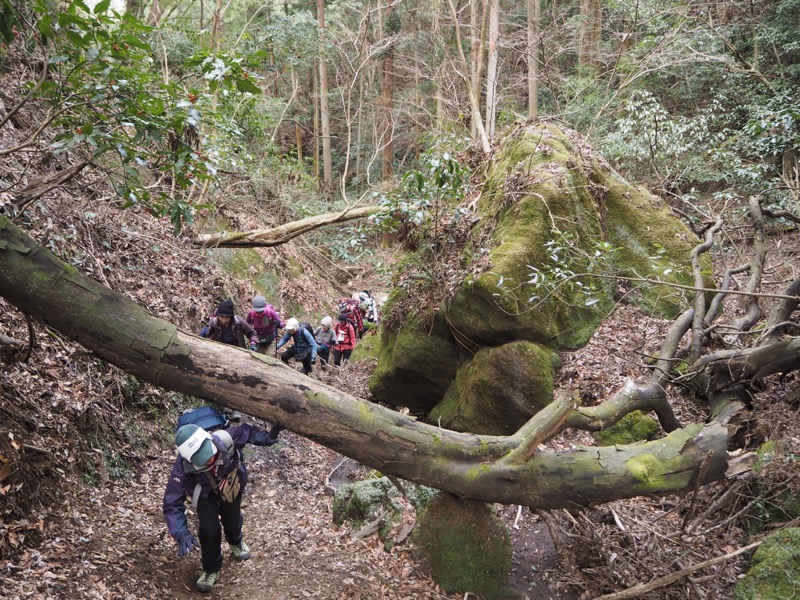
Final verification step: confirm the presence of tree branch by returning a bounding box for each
[192,205,388,248]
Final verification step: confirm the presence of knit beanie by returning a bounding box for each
[216,299,235,317]
[252,295,267,310]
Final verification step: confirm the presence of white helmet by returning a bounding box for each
[320,316,333,327]
[286,317,299,331]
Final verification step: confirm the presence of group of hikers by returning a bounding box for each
[197,291,380,375]
[163,290,382,593]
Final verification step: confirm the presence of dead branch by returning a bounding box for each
[689,215,723,364]
[592,540,762,600]
[192,205,388,248]
[724,198,766,341]
[13,160,90,214]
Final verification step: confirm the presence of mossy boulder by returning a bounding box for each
[332,476,439,543]
[429,341,561,435]
[734,528,800,600]
[448,124,702,349]
[349,329,381,367]
[368,312,464,410]
[370,122,706,426]
[412,494,514,599]
[594,410,661,446]
[333,477,403,538]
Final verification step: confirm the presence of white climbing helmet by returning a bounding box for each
[320,316,333,327]
[286,318,299,331]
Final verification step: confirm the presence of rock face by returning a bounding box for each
[370,122,703,432]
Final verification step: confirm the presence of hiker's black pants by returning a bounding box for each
[333,348,352,366]
[280,346,313,374]
[196,489,244,573]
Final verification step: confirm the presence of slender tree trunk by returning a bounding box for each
[578,0,602,68]
[210,0,223,51]
[380,1,396,182]
[484,0,499,137]
[317,0,333,201]
[0,216,739,509]
[527,0,540,118]
[312,65,319,180]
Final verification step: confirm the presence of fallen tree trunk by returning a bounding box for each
[193,205,387,248]
[0,216,737,508]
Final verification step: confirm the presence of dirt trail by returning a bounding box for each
[6,415,573,600]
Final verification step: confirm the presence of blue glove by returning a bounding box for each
[249,343,257,351]
[178,533,200,558]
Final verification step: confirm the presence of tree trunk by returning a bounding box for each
[484,0,499,137]
[527,0,540,118]
[578,0,602,68]
[0,216,741,509]
[380,33,394,181]
[317,0,333,201]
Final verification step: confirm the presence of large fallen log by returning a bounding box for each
[0,215,737,509]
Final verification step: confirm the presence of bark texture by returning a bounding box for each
[0,216,738,509]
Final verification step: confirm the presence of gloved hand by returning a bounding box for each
[178,533,200,558]
[249,343,257,351]
[268,421,285,440]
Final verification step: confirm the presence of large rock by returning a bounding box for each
[370,122,705,426]
[368,312,463,411]
[412,494,514,599]
[734,528,800,599]
[429,341,560,435]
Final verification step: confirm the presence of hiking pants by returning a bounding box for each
[333,348,352,366]
[280,346,313,375]
[196,489,244,574]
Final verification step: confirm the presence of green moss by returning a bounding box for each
[369,312,463,411]
[429,341,560,435]
[412,494,514,599]
[625,454,662,483]
[734,528,800,600]
[595,411,661,446]
[350,330,381,366]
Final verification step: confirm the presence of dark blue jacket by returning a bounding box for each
[276,327,318,362]
[162,424,274,542]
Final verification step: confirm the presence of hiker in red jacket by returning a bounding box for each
[331,312,357,366]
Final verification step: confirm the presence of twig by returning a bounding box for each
[21,311,34,363]
[325,457,348,492]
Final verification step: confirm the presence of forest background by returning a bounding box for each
[0,0,798,598]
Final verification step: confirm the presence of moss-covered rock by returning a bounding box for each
[412,494,514,599]
[349,329,381,367]
[594,410,661,446]
[429,341,561,435]
[333,477,402,534]
[332,476,438,544]
[370,122,704,423]
[368,312,464,410]
[734,528,800,600]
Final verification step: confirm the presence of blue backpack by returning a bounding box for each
[176,405,230,432]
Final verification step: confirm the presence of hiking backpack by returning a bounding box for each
[298,322,315,338]
[176,405,230,432]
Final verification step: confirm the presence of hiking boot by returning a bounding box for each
[230,540,251,561]
[195,570,219,593]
